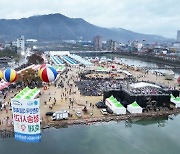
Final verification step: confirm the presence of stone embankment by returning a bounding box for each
[42,109,180,129]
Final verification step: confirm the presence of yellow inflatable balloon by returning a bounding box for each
[0,70,3,79]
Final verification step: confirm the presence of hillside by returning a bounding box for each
[0,13,172,42]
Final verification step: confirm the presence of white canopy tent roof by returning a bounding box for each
[69,54,93,66]
[117,69,133,76]
[49,51,70,56]
[127,101,142,114]
[171,94,180,108]
[105,96,126,115]
[14,87,40,99]
[130,82,161,89]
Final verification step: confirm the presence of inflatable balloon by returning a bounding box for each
[38,64,51,75]
[3,68,18,82]
[39,64,51,70]
[0,70,3,79]
[39,66,57,82]
[112,65,115,69]
[177,76,180,85]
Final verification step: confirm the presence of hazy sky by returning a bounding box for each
[0,0,179,38]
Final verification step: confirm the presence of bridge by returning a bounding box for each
[141,66,180,70]
[71,50,113,54]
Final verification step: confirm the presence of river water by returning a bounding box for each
[117,57,180,78]
[0,115,180,154]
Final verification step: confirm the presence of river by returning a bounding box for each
[118,57,180,78]
[1,115,180,154]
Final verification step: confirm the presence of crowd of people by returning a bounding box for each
[129,86,166,95]
[76,70,137,96]
[76,79,123,96]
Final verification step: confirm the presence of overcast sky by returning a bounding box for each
[0,0,179,38]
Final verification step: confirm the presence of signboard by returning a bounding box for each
[11,98,41,142]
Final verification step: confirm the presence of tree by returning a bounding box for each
[18,68,42,87]
[28,53,44,64]
[147,48,154,55]
[0,48,17,57]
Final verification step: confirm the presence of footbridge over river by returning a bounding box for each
[141,66,180,70]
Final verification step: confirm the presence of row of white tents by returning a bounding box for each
[105,96,142,115]
[69,54,93,66]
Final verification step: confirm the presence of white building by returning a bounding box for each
[11,41,17,46]
[17,35,25,52]
[137,43,143,51]
[177,30,180,42]
[173,42,180,48]
[26,39,37,43]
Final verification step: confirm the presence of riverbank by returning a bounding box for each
[1,108,180,133]
[42,108,180,129]
[108,52,180,67]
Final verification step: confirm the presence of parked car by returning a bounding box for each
[45,111,55,116]
[96,101,107,108]
[76,111,82,118]
[52,110,69,121]
[100,109,108,115]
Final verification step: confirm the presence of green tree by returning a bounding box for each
[27,53,44,64]
[0,48,17,57]
[18,68,41,86]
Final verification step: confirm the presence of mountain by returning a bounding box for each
[0,13,172,42]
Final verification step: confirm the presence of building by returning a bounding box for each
[137,43,143,51]
[17,35,25,53]
[106,39,113,51]
[76,40,93,47]
[173,42,180,48]
[172,41,180,56]
[177,30,180,42]
[106,39,118,51]
[129,41,143,52]
[93,35,102,50]
[26,39,37,43]
[11,41,17,46]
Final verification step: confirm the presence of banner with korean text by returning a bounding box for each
[11,98,41,142]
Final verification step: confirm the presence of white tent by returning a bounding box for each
[170,94,175,102]
[127,101,142,114]
[171,96,180,108]
[50,51,70,56]
[105,96,126,115]
[130,82,161,89]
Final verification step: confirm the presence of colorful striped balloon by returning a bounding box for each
[3,68,18,82]
[177,76,180,85]
[38,64,51,76]
[0,70,3,79]
[39,64,51,70]
[39,66,57,82]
